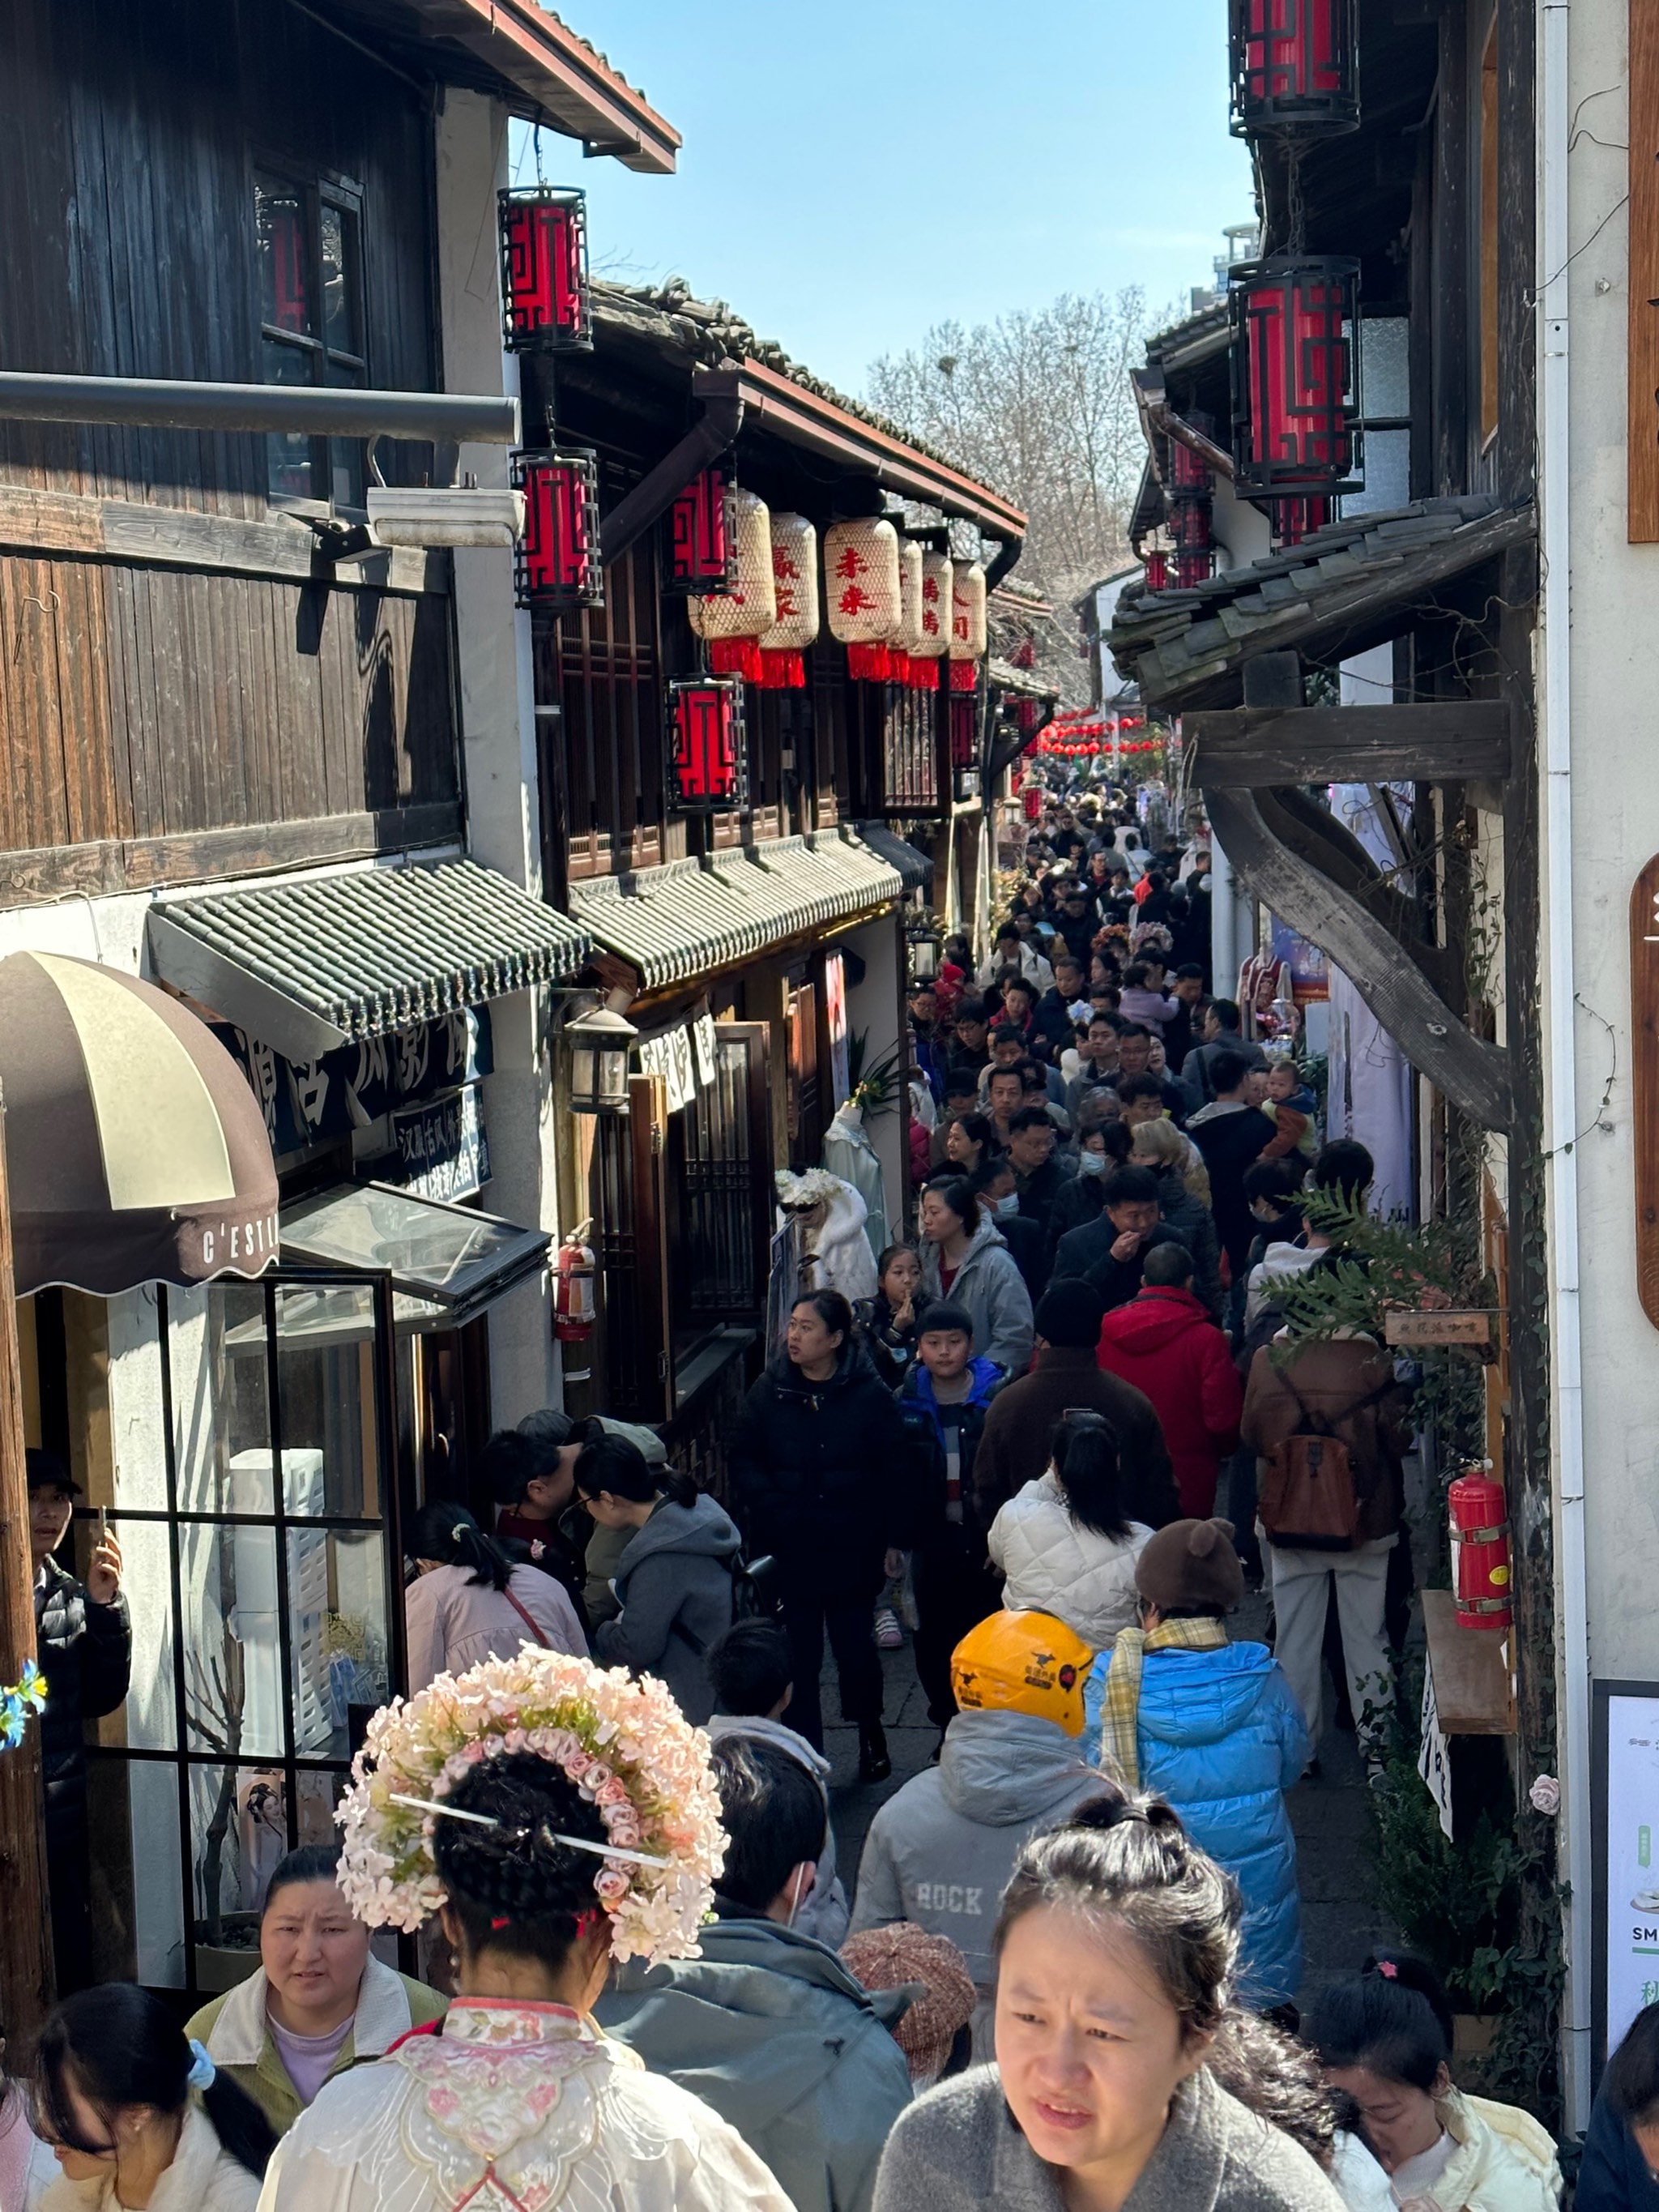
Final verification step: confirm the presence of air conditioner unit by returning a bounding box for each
[365,486,526,549]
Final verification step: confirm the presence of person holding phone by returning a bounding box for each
[28,1450,130,1996]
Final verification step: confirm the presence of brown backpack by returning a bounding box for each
[1257,1373,1394,1552]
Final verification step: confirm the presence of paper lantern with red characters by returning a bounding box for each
[825,518,902,681]
[757,512,819,690]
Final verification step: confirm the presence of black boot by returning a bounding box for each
[858,1720,891,1783]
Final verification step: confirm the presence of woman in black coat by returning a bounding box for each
[728,1289,911,1779]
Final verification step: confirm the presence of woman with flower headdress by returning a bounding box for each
[255,1650,791,2212]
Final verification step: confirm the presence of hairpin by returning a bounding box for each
[389,1792,673,1869]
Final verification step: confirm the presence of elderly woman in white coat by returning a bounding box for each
[987,1407,1153,1647]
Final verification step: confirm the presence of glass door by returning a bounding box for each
[80,1268,406,1997]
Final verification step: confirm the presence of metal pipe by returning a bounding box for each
[1539,0,1593,2130]
[0,370,519,446]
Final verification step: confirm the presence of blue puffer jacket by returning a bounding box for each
[1082,1639,1309,2006]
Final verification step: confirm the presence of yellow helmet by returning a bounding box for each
[950,1609,1096,1737]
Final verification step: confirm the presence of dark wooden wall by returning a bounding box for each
[0,0,458,893]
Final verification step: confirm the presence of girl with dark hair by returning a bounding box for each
[1584,2000,1659,2212]
[918,1176,1034,1375]
[404,1501,586,1693]
[0,2015,53,2211]
[258,1651,791,2212]
[873,1787,1346,2212]
[730,1291,911,1775]
[574,1436,741,1726]
[1307,1957,1560,2212]
[183,1844,446,2135]
[33,1984,276,2210]
[987,1411,1154,1646]
[859,1243,925,1393]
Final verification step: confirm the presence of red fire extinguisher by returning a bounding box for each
[1448,1467,1512,1632]
[553,1221,596,1383]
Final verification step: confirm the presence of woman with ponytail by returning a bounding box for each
[575,1435,741,1725]
[403,1502,586,1692]
[874,1786,1345,2212]
[1307,1955,1560,2212]
[33,1984,275,2210]
[259,1648,791,2211]
[987,1410,1154,1646]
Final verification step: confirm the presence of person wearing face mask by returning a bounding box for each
[1044,1113,1132,1263]
[600,1736,912,2212]
[970,1156,1047,1302]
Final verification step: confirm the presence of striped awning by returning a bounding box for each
[568,831,905,991]
[0,952,280,1295]
[147,859,591,1064]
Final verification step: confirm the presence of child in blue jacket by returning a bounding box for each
[1083,1515,1308,2009]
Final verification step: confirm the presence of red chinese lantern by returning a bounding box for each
[512,451,602,610]
[1169,498,1213,551]
[1230,257,1362,497]
[667,677,747,810]
[498,186,591,352]
[949,696,978,768]
[1144,551,1169,592]
[1230,0,1358,137]
[667,469,734,592]
[1448,1468,1513,1633]
[1273,494,1333,545]
[1175,550,1214,588]
[1169,412,1216,497]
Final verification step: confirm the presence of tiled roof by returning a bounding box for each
[1107,497,1536,709]
[569,831,904,992]
[150,860,589,1048]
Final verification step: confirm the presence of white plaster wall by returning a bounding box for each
[1555,0,1659,1681]
[433,88,560,1421]
[843,914,906,1244]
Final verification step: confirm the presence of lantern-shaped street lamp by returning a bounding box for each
[667,469,735,593]
[1169,412,1217,497]
[1230,256,1362,497]
[949,696,978,768]
[565,1003,637,1116]
[1174,549,1215,589]
[1169,499,1213,551]
[909,927,941,983]
[1273,494,1333,545]
[667,677,748,811]
[1230,0,1358,136]
[512,450,603,610]
[498,186,591,352]
[1144,551,1170,592]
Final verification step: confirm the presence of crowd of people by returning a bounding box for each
[4,776,1649,2212]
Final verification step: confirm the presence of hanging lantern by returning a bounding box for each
[757,511,819,689]
[949,561,987,663]
[1175,549,1214,588]
[498,186,591,352]
[949,695,977,768]
[1169,499,1213,551]
[1015,696,1043,735]
[667,677,748,810]
[667,469,734,593]
[1273,494,1333,545]
[890,538,925,689]
[512,450,602,610]
[1230,256,1363,497]
[1169,412,1217,497]
[565,1003,636,1116]
[1230,0,1358,138]
[1144,551,1170,592]
[689,489,776,682]
[825,518,902,681]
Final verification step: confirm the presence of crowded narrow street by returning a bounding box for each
[3,0,1659,2207]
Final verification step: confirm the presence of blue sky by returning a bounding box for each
[519,0,1256,396]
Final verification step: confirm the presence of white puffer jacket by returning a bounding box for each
[987,1471,1152,1648]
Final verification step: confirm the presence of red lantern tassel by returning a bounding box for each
[949,660,978,694]
[847,642,893,681]
[913,658,940,692]
[710,637,763,681]
[757,649,806,690]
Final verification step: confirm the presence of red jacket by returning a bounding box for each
[1097,1287,1244,1518]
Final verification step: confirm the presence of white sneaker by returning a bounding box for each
[874,1608,903,1650]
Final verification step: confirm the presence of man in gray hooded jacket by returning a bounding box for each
[599,1736,911,2212]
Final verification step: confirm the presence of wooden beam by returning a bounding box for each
[1633,0,1659,537]
[1186,702,1512,784]
[1422,1589,1516,1734]
[0,1092,54,2043]
[1205,783,1513,1129]
[0,804,463,911]
[0,486,447,596]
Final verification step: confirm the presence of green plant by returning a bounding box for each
[846,1031,902,1117]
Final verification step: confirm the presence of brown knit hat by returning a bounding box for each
[1136,1517,1244,1615]
[840,1923,976,2082]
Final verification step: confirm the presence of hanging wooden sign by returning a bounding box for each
[1384,1309,1493,1347]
